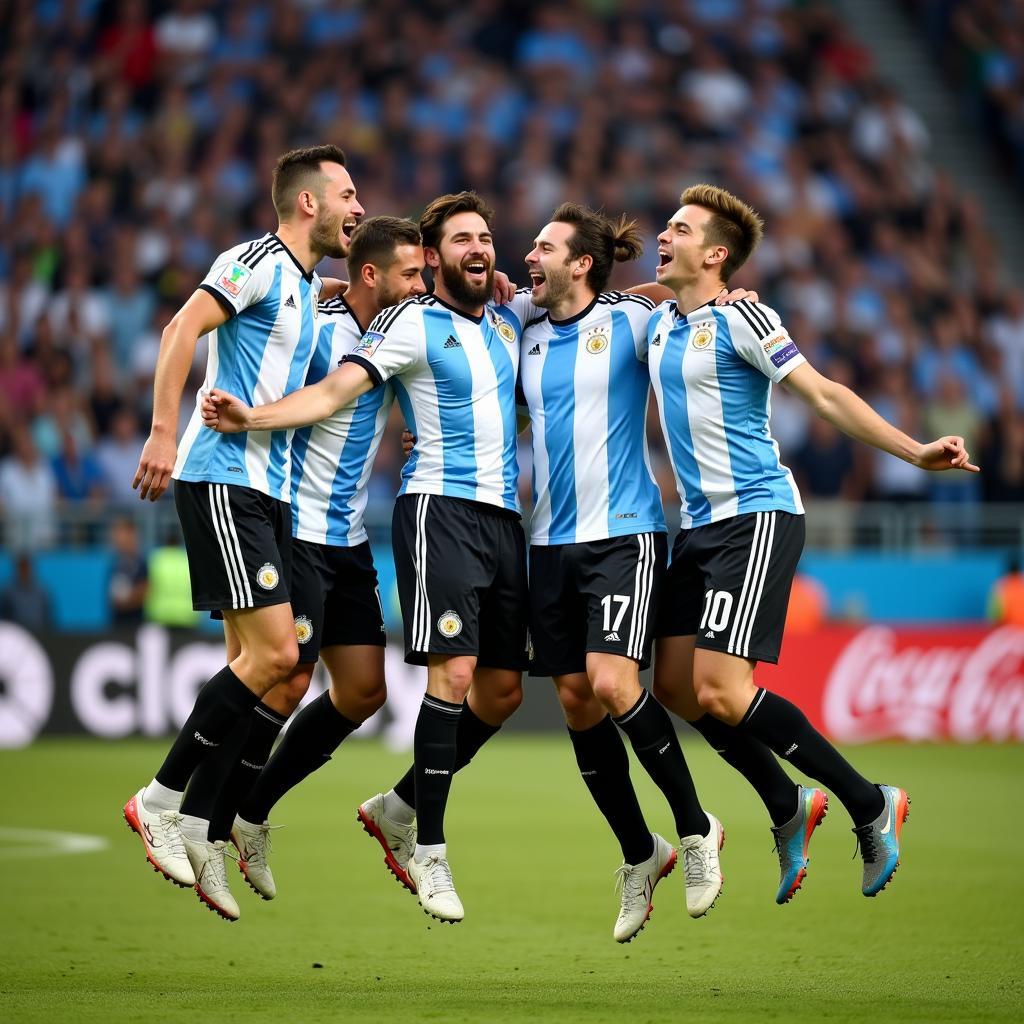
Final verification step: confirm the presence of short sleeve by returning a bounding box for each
[619,294,656,362]
[727,300,805,383]
[343,303,423,385]
[503,288,542,329]
[198,251,274,318]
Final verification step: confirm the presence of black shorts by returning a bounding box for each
[392,493,529,670]
[289,538,387,663]
[529,533,667,677]
[174,480,292,613]
[657,510,804,664]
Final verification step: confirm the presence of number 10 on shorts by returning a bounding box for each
[700,589,734,633]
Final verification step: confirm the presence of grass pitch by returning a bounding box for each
[1,736,1022,1023]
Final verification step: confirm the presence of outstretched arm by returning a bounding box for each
[782,363,979,472]
[202,361,377,433]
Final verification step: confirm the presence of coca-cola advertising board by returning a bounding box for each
[759,625,1024,743]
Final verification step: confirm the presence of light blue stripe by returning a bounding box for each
[659,321,711,523]
[289,321,336,529]
[267,274,316,498]
[483,310,520,508]
[605,309,665,535]
[424,308,477,497]
[324,387,386,543]
[393,377,418,496]
[541,324,578,539]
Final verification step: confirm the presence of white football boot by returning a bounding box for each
[122,788,195,888]
[357,793,417,893]
[184,835,240,922]
[679,812,725,918]
[408,853,464,923]
[231,817,280,900]
[612,833,677,943]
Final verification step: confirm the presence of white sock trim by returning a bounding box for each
[180,814,210,844]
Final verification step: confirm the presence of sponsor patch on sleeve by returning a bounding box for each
[763,333,800,369]
[354,330,386,357]
[217,261,251,297]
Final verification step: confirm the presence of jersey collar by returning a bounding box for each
[339,295,366,334]
[548,294,599,328]
[431,293,484,324]
[271,233,316,283]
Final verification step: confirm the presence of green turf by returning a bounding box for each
[1,737,1021,1023]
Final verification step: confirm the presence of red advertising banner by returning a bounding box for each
[758,625,1024,742]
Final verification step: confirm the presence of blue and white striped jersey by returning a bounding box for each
[290,297,393,547]
[174,233,321,501]
[647,298,805,529]
[519,291,666,545]
[345,292,526,512]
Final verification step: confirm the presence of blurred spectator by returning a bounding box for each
[144,530,197,628]
[0,426,57,550]
[785,573,828,633]
[51,428,105,506]
[0,553,51,632]
[921,371,982,504]
[96,406,145,509]
[107,517,148,627]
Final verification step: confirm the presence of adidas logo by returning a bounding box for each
[527,344,541,355]
[604,631,620,642]
[443,334,461,349]
[284,295,296,309]
[652,334,662,346]
[705,630,716,638]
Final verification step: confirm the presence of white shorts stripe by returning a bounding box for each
[628,534,654,660]
[412,494,432,651]
[727,511,767,656]
[217,484,254,608]
[739,511,776,658]
[209,485,241,610]
[635,534,655,660]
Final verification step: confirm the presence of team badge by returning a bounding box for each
[691,322,714,350]
[294,616,313,644]
[491,312,516,344]
[218,262,251,297]
[256,562,280,591]
[585,329,609,354]
[437,610,463,638]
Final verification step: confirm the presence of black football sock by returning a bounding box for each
[179,713,251,825]
[238,691,358,827]
[614,690,708,838]
[206,703,289,841]
[392,701,500,808]
[155,666,259,791]
[690,714,798,827]
[568,716,653,865]
[412,695,462,846]
[739,688,884,826]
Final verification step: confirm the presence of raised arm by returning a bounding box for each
[202,361,377,433]
[782,362,979,472]
[134,289,229,501]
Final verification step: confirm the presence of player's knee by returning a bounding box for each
[438,663,474,702]
[652,677,674,709]
[352,680,387,721]
[556,684,602,729]
[275,670,312,714]
[495,680,523,719]
[694,681,740,724]
[589,671,630,710]
[264,639,300,682]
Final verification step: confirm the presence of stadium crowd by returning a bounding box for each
[2,0,1024,556]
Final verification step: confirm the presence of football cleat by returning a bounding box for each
[853,784,910,897]
[357,793,416,893]
[771,786,829,904]
[185,836,240,921]
[678,812,725,918]
[612,833,677,943]
[231,816,281,900]
[123,788,195,888]
[408,853,464,923]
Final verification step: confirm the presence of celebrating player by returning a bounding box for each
[122,146,365,912]
[171,217,426,920]
[202,192,530,924]
[646,184,978,900]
